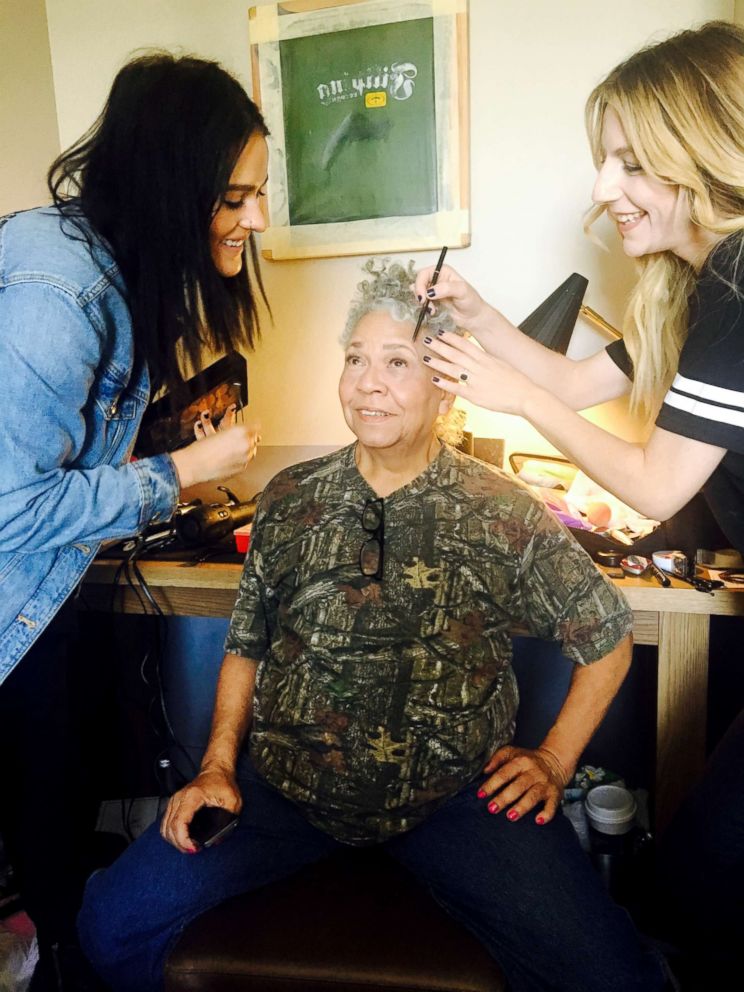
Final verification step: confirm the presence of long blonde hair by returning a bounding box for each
[585,20,744,420]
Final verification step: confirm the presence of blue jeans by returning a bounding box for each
[78,758,666,992]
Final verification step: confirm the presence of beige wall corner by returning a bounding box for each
[0,0,60,213]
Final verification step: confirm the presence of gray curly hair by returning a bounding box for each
[340,257,457,345]
[341,257,464,447]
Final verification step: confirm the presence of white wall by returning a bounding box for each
[0,0,60,213]
[43,0,732,461]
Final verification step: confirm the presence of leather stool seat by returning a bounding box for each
[166,847,506,992]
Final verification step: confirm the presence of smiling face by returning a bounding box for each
[339,309,453,457]
[591,108,712,265]
[209,130,269,277]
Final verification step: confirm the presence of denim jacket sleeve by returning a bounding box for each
[0,279,179,552]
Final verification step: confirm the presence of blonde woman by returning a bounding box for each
[417,20,744,558]
[418,21,744,984]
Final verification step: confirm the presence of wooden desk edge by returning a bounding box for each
[84,559,744,635]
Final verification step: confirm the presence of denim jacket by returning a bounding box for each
[0,207,179,680]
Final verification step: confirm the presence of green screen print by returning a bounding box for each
[280,18,437,225]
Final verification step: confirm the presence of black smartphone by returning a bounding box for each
[188,806,239,849]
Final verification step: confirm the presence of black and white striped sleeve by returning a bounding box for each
[659,372,744,452]
[656,272,744,455]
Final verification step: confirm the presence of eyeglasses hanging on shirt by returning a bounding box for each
[359,498,385,580]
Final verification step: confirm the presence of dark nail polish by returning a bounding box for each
[423,355,431,363]
[423,336,432,345]
[417,294,422,301]
[426,288,436,298]
[202,411,211,419]
[432,376,440,383]
[437,329,445,336]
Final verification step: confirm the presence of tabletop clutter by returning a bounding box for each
[514,456,744,589]
[514,457,658,545]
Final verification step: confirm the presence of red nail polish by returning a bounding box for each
[488,802,499,813]
[536,816,545,825]
[507,810,519,821]
[477,789,486,799]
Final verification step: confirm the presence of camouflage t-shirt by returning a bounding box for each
[225,443,632,845]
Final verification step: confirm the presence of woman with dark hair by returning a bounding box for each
[0,51,270,989]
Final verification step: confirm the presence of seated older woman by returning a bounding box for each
[78,260,667,992]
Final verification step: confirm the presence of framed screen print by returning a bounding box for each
[249,0,470,260]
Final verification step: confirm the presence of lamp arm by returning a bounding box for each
[579,305,621,340]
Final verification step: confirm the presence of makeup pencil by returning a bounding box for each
[412,246,448,341]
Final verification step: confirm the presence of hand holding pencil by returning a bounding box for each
[413,255,492,334]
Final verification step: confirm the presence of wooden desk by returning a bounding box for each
[84,559,744,832]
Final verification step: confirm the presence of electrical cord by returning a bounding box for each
[132,547,202,781]
[108,538,198,800]
[105,495,259,799]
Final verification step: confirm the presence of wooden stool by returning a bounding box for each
[166,847,506,992]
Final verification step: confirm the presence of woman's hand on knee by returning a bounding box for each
[477,745,569,825]
[160,768,242,854]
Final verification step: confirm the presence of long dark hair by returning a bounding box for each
[48,52,270,397]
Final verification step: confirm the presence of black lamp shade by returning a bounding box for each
[518,273,588,354]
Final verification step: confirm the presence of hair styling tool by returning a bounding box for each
[175,487,257,547]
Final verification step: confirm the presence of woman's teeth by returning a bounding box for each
[360,410,388,417]
[616,211,644,223]
[223,239,243,247]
